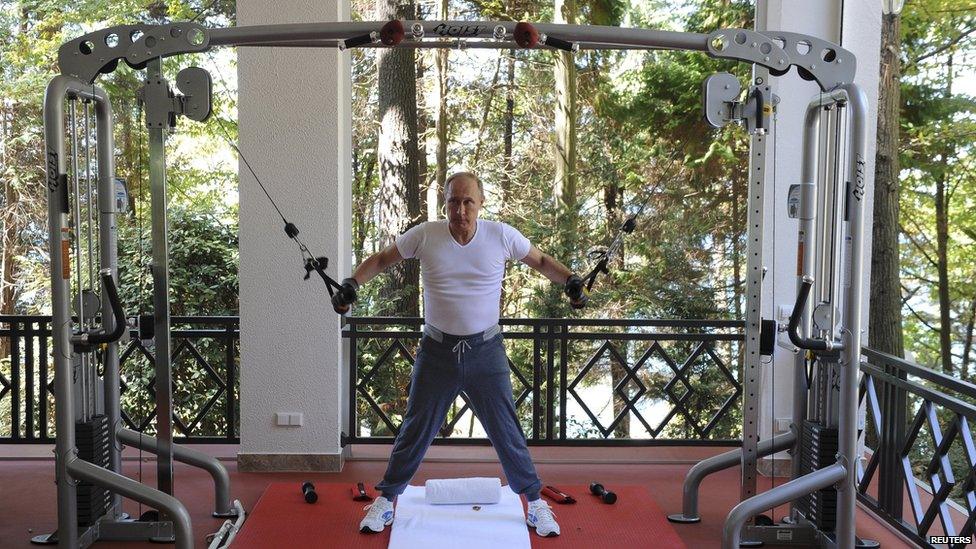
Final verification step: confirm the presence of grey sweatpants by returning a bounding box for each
[375,326,542,499]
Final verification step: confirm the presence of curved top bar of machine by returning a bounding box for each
[59,20,856,92]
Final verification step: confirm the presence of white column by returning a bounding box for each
[758,0,880,474]
[236,0,353,471]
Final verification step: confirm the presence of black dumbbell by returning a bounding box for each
[302,481,318,504]
[589,482,617,504]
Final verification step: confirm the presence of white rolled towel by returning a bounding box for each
[424,477,502,505]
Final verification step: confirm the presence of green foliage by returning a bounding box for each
[1,0,239,315]
[349,0,752,442]
[1,1,240,439]
[897,0,976,373]
[117,201,239,316]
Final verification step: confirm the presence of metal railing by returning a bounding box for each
[857,348,976,548]
[343,317,746,446]
[0,315,239,443]
[7,313,974,541]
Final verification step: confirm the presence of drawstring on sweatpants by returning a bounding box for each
[452,339,472,362]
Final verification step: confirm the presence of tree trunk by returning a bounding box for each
[546,0,578,321]
[416,48,428,218]
[935,55,954,374]
[961,297,976,380]
[605,181,630,437]
[553,0,578,220]
[415,1,429,218]
[376,0,421,316]
[500,46,517,312]
[432,0,449,221]
[869,13,905,358]
[472,55,503,166]
[935,161,952,374]
[502,49,516,201]
[1,103,17,358]
[2,151,18,318]
[353,152,376,266]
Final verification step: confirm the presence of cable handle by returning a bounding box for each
[87,270,127,345]
[582,257,609,292]
[787,276,840,352]
[282,221,343,297]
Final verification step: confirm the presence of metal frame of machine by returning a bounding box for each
[42,17,868,549]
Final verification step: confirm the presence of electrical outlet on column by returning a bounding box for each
[275,412,303,427]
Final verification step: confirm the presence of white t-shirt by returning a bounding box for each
[395,220,531,335]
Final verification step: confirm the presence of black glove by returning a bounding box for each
[331,277,359,314]
[564,274,588,309]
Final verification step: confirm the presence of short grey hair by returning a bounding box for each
[444,171,485,201]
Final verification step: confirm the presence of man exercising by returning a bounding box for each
[333,172,587,538]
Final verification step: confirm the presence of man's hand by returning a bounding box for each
[331,277,360,314]
[564,274,588,309]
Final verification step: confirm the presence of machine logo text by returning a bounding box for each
[433,24,482,37]
[47,152,59,191]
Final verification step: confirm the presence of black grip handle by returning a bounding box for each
[342,33,375,49]
[752,87,765,131]
[787,278,830,352]
[88,271,127,345]
[543,35,576,52]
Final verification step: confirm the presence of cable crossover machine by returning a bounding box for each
[42,15,871,549]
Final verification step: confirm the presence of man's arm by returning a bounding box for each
[520,246,588,309]
[520,246,573,284]
[351,244,404,286]
[333,244,404,314]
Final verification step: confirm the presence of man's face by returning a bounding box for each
[445,177,483,231]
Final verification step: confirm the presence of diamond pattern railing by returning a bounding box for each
[0,315,239,443]
[343,317,745,446]
[10,313,971,540]
[857,348,976,549]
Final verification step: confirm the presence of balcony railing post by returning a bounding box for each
[41,320,50,439]
[560,324,568,441]
[224,322,236,441]
[348,321,358,441]
[879,360,907,520]
[25,320,35,440]
[546,323,556,441]
[11,320,21,440]
[532,325,541,442]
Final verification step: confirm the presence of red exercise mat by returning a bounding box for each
[233,483,686,548]
[233,483,389,548]
[528,485,686,548]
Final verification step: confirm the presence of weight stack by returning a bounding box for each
[76,414,112,526]
[794,420,838,530]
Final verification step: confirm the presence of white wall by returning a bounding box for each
[237,0,352,469]
[758,0,880,466]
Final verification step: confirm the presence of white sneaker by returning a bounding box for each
[526,499,560,537]
[359,496,394,534]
